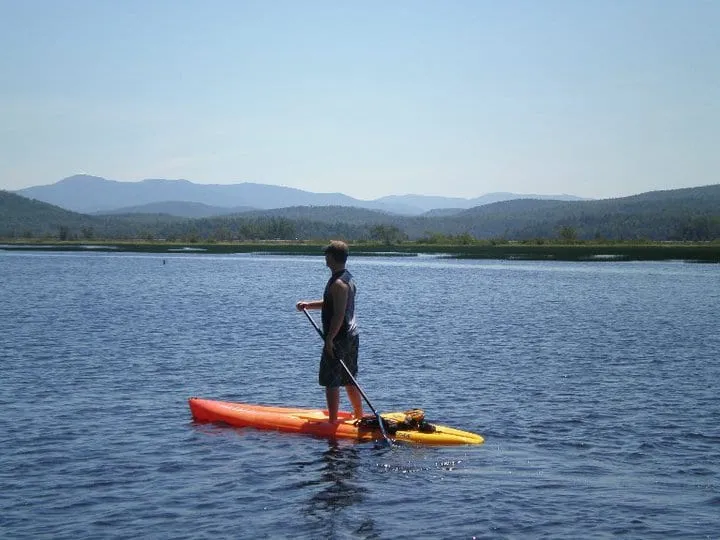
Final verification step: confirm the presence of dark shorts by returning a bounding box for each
[319,334,359,388]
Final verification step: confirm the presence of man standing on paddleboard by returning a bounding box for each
[296,240,363,424]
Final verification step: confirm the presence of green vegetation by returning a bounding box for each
[2,238,718,262]
[2,185,719,262]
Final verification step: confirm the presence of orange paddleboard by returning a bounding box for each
[189,398,484,445]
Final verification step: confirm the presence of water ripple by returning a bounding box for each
[2,253,719,538]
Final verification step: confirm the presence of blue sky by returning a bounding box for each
[1,0,718,200]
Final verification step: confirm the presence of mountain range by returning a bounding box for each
[3,181,719,242]
[15,175,587,216]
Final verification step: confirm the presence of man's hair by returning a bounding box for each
[323,240,349,264]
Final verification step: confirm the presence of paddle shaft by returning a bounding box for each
[302,309,392,445]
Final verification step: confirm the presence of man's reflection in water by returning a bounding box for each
[305,440,378,538]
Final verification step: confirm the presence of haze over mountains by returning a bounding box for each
[15,175,587,216]
[3,180,719,242]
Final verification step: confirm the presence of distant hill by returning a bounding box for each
[228,205,398,224]
[176,185,720,241]
[0,190,186,239]
[3,184,719,242]
[439,185,720,240]
[0,190,98,237]
[15,175,587,216]
[95,201,256,218]
[15,175,415,214]
[377,192,588,213]
[421,208,466,217]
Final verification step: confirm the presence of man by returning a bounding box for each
[296,240,363,423]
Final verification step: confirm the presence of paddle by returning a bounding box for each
[302,308,393,446]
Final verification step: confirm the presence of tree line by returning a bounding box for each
[2,187,719,242]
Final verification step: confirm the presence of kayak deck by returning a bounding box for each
[188,398,484,445]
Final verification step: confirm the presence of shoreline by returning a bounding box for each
[1,240,719,262]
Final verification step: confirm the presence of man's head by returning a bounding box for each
[323,240,349,265]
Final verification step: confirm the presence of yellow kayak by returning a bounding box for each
[189,398,484,445]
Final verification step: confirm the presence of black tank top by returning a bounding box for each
[321,269,358,338]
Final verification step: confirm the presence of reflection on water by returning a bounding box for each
[305,441,377,538]
[309,442,364,509]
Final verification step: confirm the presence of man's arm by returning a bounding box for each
[296,300,323,311]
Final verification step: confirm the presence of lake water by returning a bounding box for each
[1,251,718,539]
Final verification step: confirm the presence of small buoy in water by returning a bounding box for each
[163,259,166,264]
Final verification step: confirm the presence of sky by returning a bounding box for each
[1,0,718,200]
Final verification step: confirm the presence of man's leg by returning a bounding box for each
[345,384,363,419]
[326,386,340,423]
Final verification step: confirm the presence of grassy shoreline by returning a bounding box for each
[2,239,719,262]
